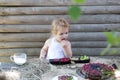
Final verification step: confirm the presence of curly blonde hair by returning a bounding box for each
[51,18,70,35]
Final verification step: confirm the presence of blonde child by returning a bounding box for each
[0,70,20,80]
[39,18,72,59]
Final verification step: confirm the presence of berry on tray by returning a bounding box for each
[49,58,71,65]
[58,75,73,80]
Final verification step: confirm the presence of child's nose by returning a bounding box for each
[63,34,67,38]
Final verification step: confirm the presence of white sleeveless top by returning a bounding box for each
[46,37,65,59]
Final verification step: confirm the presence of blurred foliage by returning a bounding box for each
[101,32,120,55]
[105,32,120,46]
[73,0,85,3]
[68,6,81,21]
[68,0,85,21]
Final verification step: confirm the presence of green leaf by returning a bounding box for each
[104,32,116,45]
[118,37,120,42]
[109,49,117,55]
[68,5,81,21]
[100,44,111,55]
[73,0,85,3]
[112,32,120,44]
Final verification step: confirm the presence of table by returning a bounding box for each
[42,56,120,80]
[0,56,120,80]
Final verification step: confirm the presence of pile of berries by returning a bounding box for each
[58,75,73,80]
[82,63,114,77]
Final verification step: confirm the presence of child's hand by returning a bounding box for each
[60,40,69,48]
[39,55,45,59]
[39,56,44,60]
[60,39,72,58]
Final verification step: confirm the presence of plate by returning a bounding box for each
[52,75,78,80]
[49,58,71,65]
[76,68,115,80]
[76,68,88,79]
[70,56,90,63]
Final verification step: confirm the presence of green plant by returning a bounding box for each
[68,0,85,21]
[101,32,120,55]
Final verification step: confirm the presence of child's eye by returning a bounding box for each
[60,33,63,35]
[65,32,68,34]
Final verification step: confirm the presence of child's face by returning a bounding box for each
[55,27,69,42]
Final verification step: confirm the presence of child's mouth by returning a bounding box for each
[62,38,65,40]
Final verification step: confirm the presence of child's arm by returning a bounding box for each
[39,39,50,59]
[61,40,72,58]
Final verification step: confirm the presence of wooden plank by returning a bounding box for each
[69,32,106,41]
[71,41,119,48]
[0,0,73,6]
[0,42,44,48]
[70,24,120,32]
[0,48,120,57]
[0,25,51,32]
[73,41,120,48]
[0,33,50,42]
[0,32,104,41]
[0,0,120,6]
[69,32,120,41]
[0,6,120,15]
[0,32,120,41]
[81,6,120,14]
[0,41,119,49]
[0,48,40,57]
[72,48,120,56]
[0,15,120,24]
[0,7,68,15]
[0,24,120,32]
[0,56,38,62]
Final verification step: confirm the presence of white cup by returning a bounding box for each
[10,53,27,65]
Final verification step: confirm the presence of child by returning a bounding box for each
[0,70,20,80]
[39,18,72,59]
[0,70,6,80]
